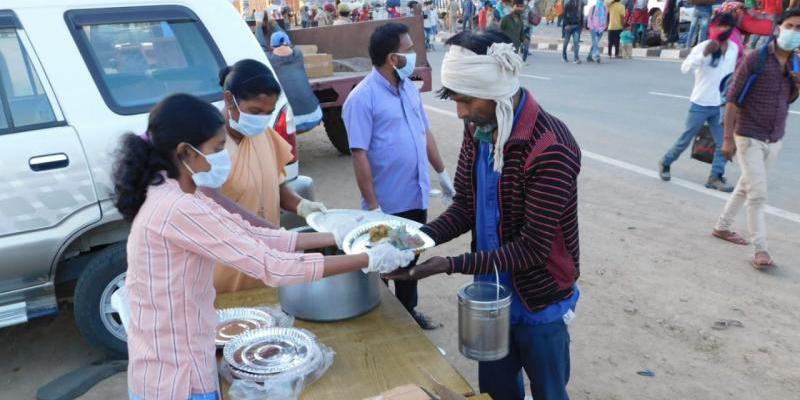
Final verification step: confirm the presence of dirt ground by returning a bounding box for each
[1,119,799,399]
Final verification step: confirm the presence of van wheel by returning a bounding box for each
[74,242,128,359]
[322,107,351,155]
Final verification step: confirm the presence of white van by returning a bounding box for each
[0,0,313,358]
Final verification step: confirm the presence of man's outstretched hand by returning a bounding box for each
[383,256,450,281]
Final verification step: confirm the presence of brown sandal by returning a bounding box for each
[712,229,750,246]
[751,252,775,270]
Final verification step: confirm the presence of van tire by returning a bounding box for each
[322,107,351,155]
[74,242,128,359]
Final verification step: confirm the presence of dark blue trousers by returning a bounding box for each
[478,320,571,400]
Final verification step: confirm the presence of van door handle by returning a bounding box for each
[29,153,69,171]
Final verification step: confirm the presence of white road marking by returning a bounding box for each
[422,104,800,225]
[648,91,690,100]
[649,91,800,115]
[520,74,552,80]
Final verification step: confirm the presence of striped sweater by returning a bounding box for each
[421,90,581,311]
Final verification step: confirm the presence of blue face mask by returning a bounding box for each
[229,98,272,137]
[393,52,417,81]
[183,144,232,189]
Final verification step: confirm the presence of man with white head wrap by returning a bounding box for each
[385,30,582,400]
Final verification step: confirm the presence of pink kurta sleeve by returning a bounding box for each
[164,195,324,286]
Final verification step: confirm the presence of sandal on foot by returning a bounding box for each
[751,252,775,270]
[712,230,749,246]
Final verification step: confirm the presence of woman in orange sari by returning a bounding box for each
[212,59,327,293]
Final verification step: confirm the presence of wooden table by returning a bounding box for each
[215,285,478,399]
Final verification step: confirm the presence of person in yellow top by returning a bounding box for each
[211,59,328,293]
[606,0,626,58]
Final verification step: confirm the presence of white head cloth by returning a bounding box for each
[441,42,522,171]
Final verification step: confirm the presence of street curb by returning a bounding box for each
[531,40,690,60]
[435,32,689,60]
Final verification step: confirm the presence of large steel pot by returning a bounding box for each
[278,226,381,321]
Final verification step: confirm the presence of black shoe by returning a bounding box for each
[658,159,671,181]
[412,311,443,330]
[596,56,601,64]
[706,175,734,192]
[563,56,569,63]
[586,56,594,63]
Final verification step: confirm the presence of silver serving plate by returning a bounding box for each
[216,308,276,348]
[305,209,422,233]
[342,220,435,255]
[223,328,319,375]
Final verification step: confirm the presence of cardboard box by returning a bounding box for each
[304,53,334,78]
[364,385,433,400]
[296,44,318,55]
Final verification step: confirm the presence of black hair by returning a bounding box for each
[513,0,525,6]
[112,94,225,222]
[437,30,512,99]
[711,12,737,28]
[218,59,281,101]
[369,22,410,67]
[777,7,800,26]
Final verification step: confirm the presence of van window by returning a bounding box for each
[67,7,225,115]
[0,28,58,133]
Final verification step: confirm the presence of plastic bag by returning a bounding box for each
[221,330,335,400]
[110,285,130,333]
[252,304,295,328]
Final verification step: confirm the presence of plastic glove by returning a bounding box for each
[297,199,327,218]
[438,170,456,203]
[364,243,415,274]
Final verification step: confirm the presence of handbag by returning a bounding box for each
[740,10,775,36]
[691,124,716,164]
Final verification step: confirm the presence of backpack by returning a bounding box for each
[728,39,798,107]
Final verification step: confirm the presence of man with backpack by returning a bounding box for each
[561,0,583,63]
[712,8,800,270]
[658,13,739,192]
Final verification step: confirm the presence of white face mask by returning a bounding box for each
[393,52,417,81]
[776,27,800,51]
[182,145,232,189]
[228,98,272,137]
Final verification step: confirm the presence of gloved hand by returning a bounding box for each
[438,170,456,203]
[364,243,415,274]
[297,199,327,218]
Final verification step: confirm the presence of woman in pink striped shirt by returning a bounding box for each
[113,94,413,400]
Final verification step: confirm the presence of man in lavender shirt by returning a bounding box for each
[343,22,455,329]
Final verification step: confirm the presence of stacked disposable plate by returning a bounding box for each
[223,327,324,382]
[215,308,277,348]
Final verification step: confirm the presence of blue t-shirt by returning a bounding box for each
[473,91,579,326]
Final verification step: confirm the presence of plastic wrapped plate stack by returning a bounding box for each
[216,308,277,348]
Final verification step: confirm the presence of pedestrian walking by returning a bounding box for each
[632,0,649,47]
[658,13,740,193]
[586,0,608,63]
[554,0,564,26]
[712,9,800,269]
[478,1,495,30]
[386,30,581,400]
[449,0,461,32]
[749,0,783,48]
[684,0,714,48]
[462,0,477,31]
[501,0,528,53]
[561,0,583,63]
[343,23,456,329]
[621,27,634,57]
[607,0,626,57]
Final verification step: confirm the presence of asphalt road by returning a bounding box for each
[422,47,800,216]
[1,50,798,400]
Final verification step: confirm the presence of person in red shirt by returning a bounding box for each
[478,1,494,30]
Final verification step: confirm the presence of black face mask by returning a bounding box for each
[717,28,733,42]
